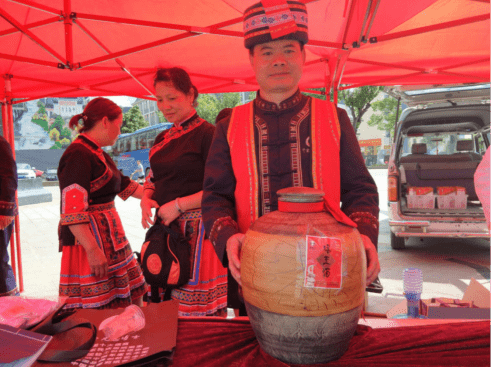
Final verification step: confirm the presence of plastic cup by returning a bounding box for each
[99,305,146,341]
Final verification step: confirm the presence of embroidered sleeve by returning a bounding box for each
[58,147,92,226]
[202,115,238,266]
[143,169,155,191]
[0,201,17,218]
[0,215,15,230]
[348,211,379,247]
[60,184,90,225]
[118,180,139,201]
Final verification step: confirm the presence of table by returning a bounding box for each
[171,317,490,366]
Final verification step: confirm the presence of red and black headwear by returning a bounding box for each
[243,0,309,50]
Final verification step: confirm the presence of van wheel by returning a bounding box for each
[390,232,406,250]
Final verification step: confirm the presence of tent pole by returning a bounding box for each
[64,0,74,68]
[0,8,66,64]
[395,97,401,122]
[371,14,489,44]
[3,75,23,293]
[322,59,331,102]
[74,19,155,96]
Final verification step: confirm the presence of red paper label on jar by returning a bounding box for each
[304,236,342,289]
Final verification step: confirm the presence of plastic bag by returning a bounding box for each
[0,296,67,329]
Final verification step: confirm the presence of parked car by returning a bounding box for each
[44,168,58,181]
[386,83,490,249]
[16,163,36,179]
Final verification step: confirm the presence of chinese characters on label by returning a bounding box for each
[304,236,342,289]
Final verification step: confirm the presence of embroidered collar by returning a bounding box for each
[168,113,200,135]
[174,111,197,128]
[149,114,205,159]
[254,89,303,112]
[78,134,102,152]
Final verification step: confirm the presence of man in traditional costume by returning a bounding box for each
[202,0,382,313]
[0,135,19,296]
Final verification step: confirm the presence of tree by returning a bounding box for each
[122,106,148,133]
[60,138,71,148]
[196,93,242,124]
[367,95,400,138]
[157,110,166,123]
[302,88,327,101]
[338,86,383,135]
[37,101,46,115]
[49,115,64,134]
[49,128,60,141]
[60,126,72,140]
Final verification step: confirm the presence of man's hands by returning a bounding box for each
[225,232,379,288]
[85,246,108,279]
[360,234,380,286]
[226,233,245,286]
[141,195,159,229]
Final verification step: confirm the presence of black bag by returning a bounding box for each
[29,307,97,362]
[140,222,191,290]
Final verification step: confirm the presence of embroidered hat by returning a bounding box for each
[243,0,308,50]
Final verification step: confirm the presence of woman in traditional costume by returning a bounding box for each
[140,67,227,316]
[58,97,147,309]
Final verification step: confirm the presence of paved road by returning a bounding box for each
[15,172,490,315]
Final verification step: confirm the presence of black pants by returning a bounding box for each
[0,222,18,296]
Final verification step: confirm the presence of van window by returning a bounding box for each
[477,134,486,154]
[402,132,478,157]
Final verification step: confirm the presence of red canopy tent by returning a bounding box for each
[0,0,489,291]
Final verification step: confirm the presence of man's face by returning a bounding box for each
[249,39,305,96]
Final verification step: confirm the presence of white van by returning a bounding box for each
[386,84,490,249]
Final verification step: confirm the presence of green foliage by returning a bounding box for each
[49,115,65,134]
[32,118,48,131]
[196,93,242,124]
[37,100,46,114]
[367,95,400,138]
[49,128,60,141]
[122,106,148,133]
[302,88,327,101]
[50,141,63,149]
[157,110,166,123]
[338,86,383,134]
[60,138,71,148]
[60,127,72,140]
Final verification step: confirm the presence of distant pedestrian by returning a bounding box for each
[58,97,147,309]
[0,135,19,297]
[132,160,145,184]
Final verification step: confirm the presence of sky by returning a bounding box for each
[104,96,137,107]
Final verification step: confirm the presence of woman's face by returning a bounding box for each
[155,82,195,124]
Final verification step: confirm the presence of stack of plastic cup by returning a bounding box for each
[403,267,423,318]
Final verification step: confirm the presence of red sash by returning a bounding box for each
[227,99,356,233]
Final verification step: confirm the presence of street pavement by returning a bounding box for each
[14,170,490,315]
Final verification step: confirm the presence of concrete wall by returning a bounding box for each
[14,149,66,172]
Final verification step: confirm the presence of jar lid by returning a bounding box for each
[277,187,325,203]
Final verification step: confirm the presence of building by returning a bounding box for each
[132,99,160,126]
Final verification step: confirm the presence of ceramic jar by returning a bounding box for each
[241,187,366,364]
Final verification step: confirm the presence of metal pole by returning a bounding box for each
[64,0,74,68]
[3,75,23,292]
[395,97,401,122]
